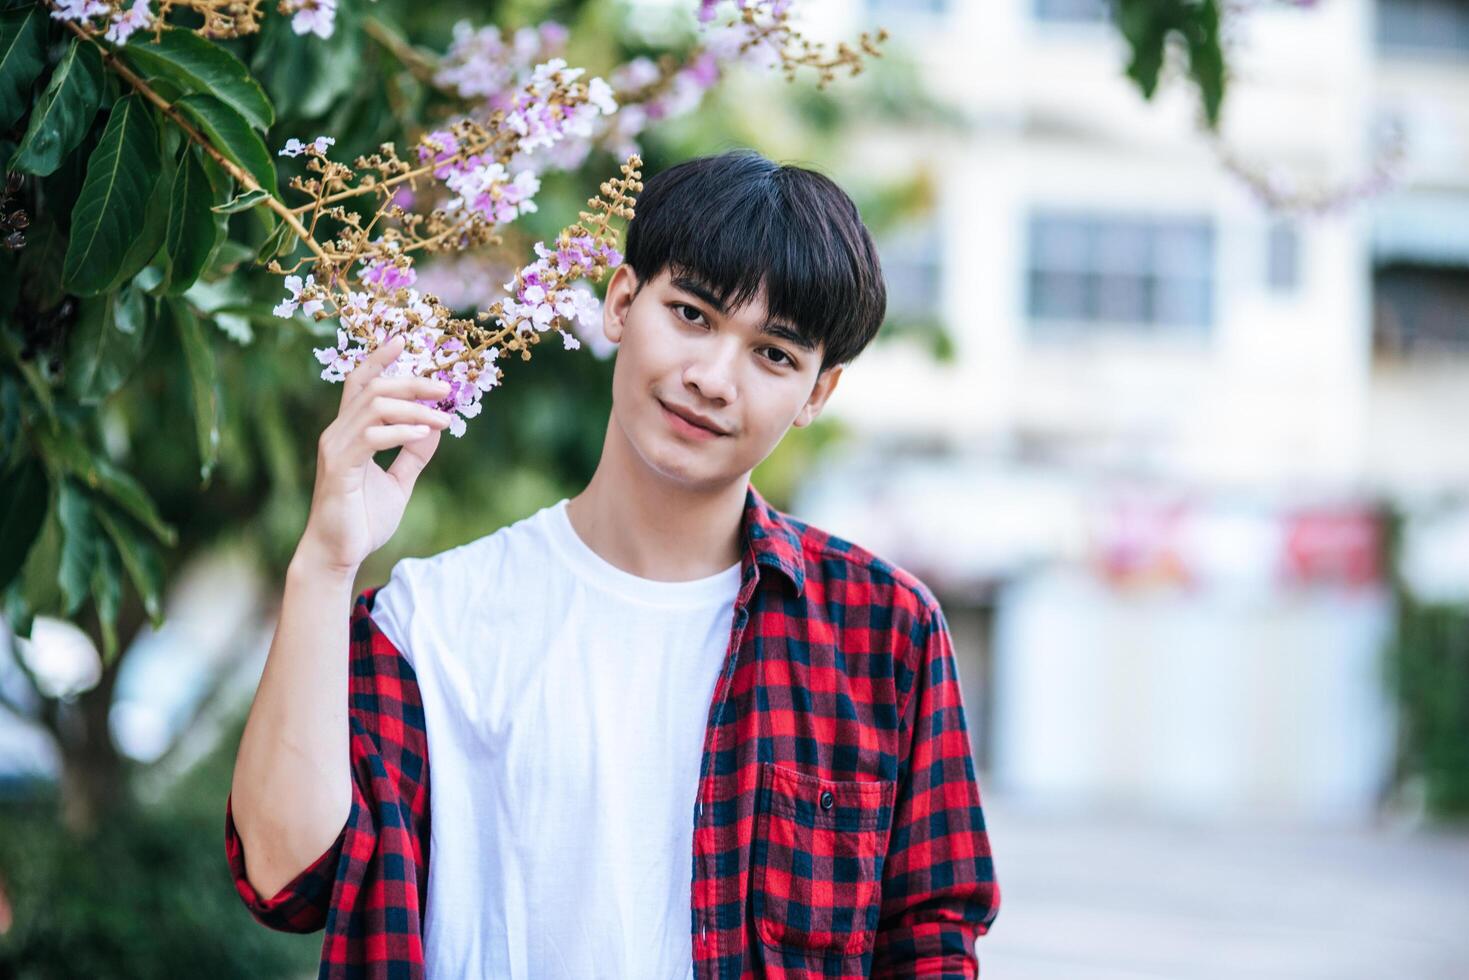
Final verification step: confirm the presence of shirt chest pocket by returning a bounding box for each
[750,760,897,959]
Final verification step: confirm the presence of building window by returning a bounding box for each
[1026,210,1215,332]
[1034,0,1111,24]
[1377,0,1469,56]
[1267,220,1301,292]
[864,0,951,19]
[879,218,944,321]
[1374,265,1469,356]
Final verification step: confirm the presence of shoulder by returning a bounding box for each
[363,503,556,657]
[377,502,555,603]
[779,509,944,632]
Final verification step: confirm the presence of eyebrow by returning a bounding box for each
[670,274,819,353]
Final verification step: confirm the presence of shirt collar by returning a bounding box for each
[741,482,807,598]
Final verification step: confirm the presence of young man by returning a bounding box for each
[225,149,1000,979]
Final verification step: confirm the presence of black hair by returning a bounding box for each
[622,149,887,374]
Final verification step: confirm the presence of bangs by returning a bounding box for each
[623,151,886,370]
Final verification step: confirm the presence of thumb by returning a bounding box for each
[387,424,441,497]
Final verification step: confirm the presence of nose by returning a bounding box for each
[682,337,739,406]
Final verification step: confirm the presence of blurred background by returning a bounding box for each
[3,0,1468,976]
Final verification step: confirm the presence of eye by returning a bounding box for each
[762,347,794,367]
[672,302,707,326]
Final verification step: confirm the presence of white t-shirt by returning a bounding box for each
[370,497,742,980]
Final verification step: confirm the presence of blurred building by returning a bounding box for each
[796,0,1469,822]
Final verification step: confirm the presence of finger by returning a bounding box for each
[387,424,441,495]
[361,422,433,452]
[357,394,454,430]
[341,333,406,410]
[362,374,454,405]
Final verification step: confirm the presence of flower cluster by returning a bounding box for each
[497,235,621,351]
[309,274,501,438]
[277,144,641,437]
[443,162,541,225]
[434,20,570,106]
[278,135,335,158]
[506,59,618,154]
[278,0,335,38]
[49,0,267,40]
[49,0,156,45]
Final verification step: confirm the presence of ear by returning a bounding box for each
[602,264,638,345]
[792,364,843,428]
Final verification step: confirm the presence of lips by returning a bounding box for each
[659,399,727,436]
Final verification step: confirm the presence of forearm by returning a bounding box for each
[228,543,358,901]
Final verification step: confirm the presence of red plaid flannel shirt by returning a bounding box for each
[224,482,1000,977]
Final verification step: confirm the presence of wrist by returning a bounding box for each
[289,537,360,588]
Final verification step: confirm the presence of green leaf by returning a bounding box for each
[104,123,176,293]
[1184,0,1225,128]
[179,274,256,343]
[90,529,122,663]
[61,95,161,296]
[211,186,271,213]
[253,216,296,264]
[56,477,99,616]
[173,93,277,225]
[8,38,104,177]
[204,239,254,274]
[121,30,274,131]
[166,296,220,483]
[64,284,152,404]
[162,145,221,295]
[0,374,20,468]
[15,214,65,313]
[1115,0,1227,127]
[2,499,60,639]
[0,3,47,130]
[34,420,177,546]
[93,503,164,628]
[0,455,47,591]
[1116,0,1168,99]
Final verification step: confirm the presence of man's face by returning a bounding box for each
[600,264,843,493]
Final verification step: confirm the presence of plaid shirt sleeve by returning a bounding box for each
[870,599,1001,977]
[223,585,431,972]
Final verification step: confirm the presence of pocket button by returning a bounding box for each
[820,790,834,810]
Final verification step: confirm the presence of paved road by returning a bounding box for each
[975,793,1469,979]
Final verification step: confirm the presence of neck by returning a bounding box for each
[565,416,747,582]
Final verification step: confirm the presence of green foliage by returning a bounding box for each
[60,95,161,295]
[0,764,321,979]
[1383,510,1469,818]
[165,293,221,482]
[0,455,46,588]
[62,282,155,405]
[122,29,275,131]
[9,36,105,176]
[1114,0,1225,127]
[0,3,48,130]
[163,145,225,294]
[1385,596,1469,817]
[173,93,277,203]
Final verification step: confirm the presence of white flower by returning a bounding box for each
[102,0,151,44]
[278,138,306,158]
[587,77,617,115]
[288,0,337,38]
[273,273,318,318]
